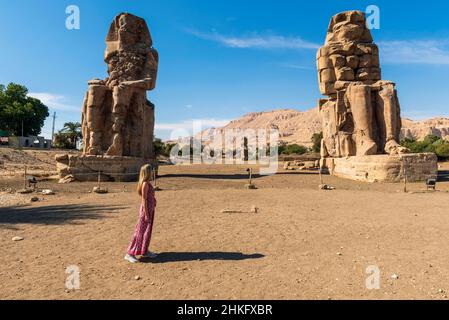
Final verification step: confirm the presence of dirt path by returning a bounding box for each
[1,163,449,299]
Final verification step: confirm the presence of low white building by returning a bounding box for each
[8,136,52,149]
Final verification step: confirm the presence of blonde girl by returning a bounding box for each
[124,164,158,263]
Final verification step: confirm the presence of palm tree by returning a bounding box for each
[58,122,82,149]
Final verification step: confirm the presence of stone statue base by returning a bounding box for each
[321,153,438,183]
[56,154,155,182]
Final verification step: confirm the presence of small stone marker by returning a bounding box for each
[93,187,108,194]
[59,175,76,184]
[251,206,259,214]
[12,236,24,242]
[244,184,257,190]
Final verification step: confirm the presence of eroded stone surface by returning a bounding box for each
[316,11,436,182]
[56,154,148,182]
[57,13,158,181]
[82,13,158,158]
[317,11,406,158]
[322,153,438,183]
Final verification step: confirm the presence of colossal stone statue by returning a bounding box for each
[317,11,437,182]
[57,13,158,182]
[318,10,407,158]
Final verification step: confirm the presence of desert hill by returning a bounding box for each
[196,108,321,147]
[194,108,449,147]
[402,117,449,141]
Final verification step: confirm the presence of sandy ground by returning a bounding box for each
[0,147,80,177]
[1,161,449,300]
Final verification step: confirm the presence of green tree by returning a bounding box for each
[53,122,82,149]
[401,138,426,153]
[0,83,49,136]
[154,138,165,156]
[401,135,449,160]
[311,132,323,153]
[154,138,176,157]
[423,135,440,145]
[164,143,176,156]
[435,141,449,159]
[279,144,308,155]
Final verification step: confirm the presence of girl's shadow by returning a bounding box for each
[140,252,264,264]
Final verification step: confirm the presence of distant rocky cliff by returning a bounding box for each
[193,108,449,147]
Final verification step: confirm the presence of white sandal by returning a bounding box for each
[124,254,139,263]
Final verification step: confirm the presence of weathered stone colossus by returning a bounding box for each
[318,10,406,158]
[57,13,158,182]
[317,11,437,182]
[83,13,158,158]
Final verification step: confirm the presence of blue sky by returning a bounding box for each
[1,0,449,140]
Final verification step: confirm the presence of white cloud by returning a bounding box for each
[28,92,79,112]
[280,63,314,70]
[379,39,449,65]
[186,29,320,50]
[156,118,230,133]
[187,28,449,65]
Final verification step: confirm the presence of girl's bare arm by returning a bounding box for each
[142,182,150,222]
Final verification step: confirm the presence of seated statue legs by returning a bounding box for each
[106,85,131,156]
[85,84,108,155]
[376,82,408,155]
[346,83,378,156]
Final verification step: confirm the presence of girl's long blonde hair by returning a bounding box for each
[137,164,152,196]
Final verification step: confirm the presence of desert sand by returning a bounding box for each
[1,161,449,300]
